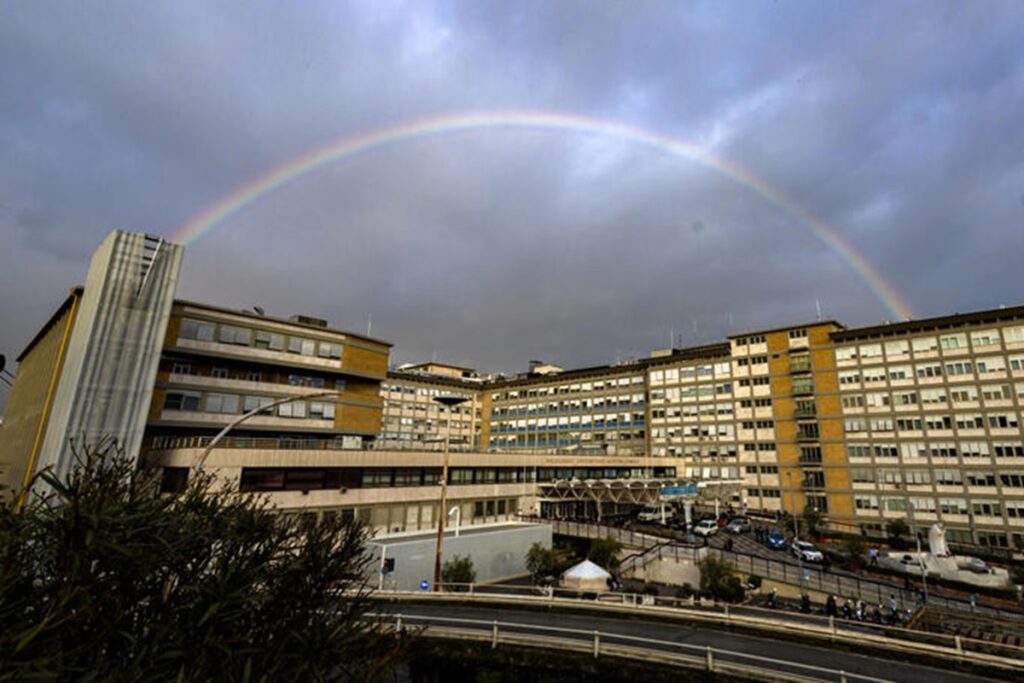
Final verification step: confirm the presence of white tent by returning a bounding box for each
[561,559,612,591]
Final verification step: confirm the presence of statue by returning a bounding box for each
[928,523,951,558]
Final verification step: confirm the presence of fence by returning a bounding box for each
[540,517,1024,620]
[375,611,896,683]
[369,588,1024,667]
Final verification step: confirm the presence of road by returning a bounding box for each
[382,602,1004,682]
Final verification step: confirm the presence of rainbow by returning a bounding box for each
[171,111,915,320]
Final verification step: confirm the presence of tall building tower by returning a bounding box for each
[0,230,183,497]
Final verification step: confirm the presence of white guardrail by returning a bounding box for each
[368,586,1024,673]
[372,611,894,683]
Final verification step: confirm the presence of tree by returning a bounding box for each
[587,537,623,571]
[802,508,823,538]
[525,542,556,582]
[698,555,745,603]
[845,535,867,558]
[0,440,402,683]
[441,555,476,587]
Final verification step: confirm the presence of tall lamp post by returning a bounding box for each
[432,395,469,591]
[908,500,929,603]
[787,470,805,595]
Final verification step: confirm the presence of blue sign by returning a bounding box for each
[660,485,699,498]
[420,579,430,591]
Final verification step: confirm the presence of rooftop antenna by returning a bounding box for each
[670,326,675,349]
[692,319,699,343]
[366,312,372,337]
[815,299,823,322]
[727,312,734,329]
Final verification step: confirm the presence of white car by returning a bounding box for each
[791,540,824,563]
[693,519,719,537]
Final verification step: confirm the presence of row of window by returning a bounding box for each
[846,442,1024,460]
[178,318,343,359]
[853,496,1024,518]
[493,376,645,401]
[163,391,337,420]
[851,468,1024,487]
[839,359,1024,385]
[836,327,1024,362]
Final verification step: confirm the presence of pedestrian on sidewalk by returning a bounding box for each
[969,593,977,612]
[868,547,879,566]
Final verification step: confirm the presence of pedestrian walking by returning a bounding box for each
[868,547,879,566]
[969,593,977,612]
[825,594,837,617]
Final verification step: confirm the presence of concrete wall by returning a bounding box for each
[370,523,552,591]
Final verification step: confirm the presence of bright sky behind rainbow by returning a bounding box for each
[171,111,916,321]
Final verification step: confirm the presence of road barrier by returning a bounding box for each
[371,586,1024,669]
[373,610,992,682]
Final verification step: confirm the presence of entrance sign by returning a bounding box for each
[659,484,699,500]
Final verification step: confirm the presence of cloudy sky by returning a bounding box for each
[2,1,1023,388]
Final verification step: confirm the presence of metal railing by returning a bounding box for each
[374,585,1024,665]
[707,547,1024,621]
[374,611,895,683]
[538,518,1024,621]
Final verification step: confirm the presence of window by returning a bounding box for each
[218,325,251,346]
[836,347,858,361]
[318,342,342,359]
[288,374,325,388]
[288,337,316,356]
[171,362,193,375]
[243,395,274,414]
[859,344,882,359]
[885,340,909,357]
[970,329,1000,347]
[212,366,229,379]
[247,371,262,382]
[164,392,201,411]
[911,336,938,353]
[178,318,215,342]
[976,356,1006,373]
[789,328,807,339]
[205,393,239,414]
[940,333,966,350]
[309,402,336,419]
[279,401,307,418]
[254,330,285,350]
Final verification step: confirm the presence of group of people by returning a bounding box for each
[824,593,907,625]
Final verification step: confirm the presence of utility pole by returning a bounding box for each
[432,395,469,591]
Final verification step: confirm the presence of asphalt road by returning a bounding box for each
[382,602,1005,683]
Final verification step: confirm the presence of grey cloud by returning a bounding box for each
[2,0,1023,409]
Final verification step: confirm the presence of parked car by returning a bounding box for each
[637,504,668,524]
[694,519,719,537]
[725,517,750,534]
[765,531,788,550]
[791,540,824,563]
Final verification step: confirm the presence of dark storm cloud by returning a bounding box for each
[2,0,1023,400]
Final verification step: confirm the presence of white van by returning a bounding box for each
[637,504,668,524]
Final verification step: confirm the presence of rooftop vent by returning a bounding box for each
[289,314,328,328]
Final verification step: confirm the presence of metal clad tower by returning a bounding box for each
[33,230,183,482]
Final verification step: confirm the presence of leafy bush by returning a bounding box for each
[442,555,477,587]
[587,537,623,571]
[698,555,745,603]
[0,441,400,682]
[524,542,556,582]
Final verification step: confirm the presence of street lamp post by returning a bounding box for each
[908,501,929,603]
[787,470,805,595]
[432,395,469,591]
